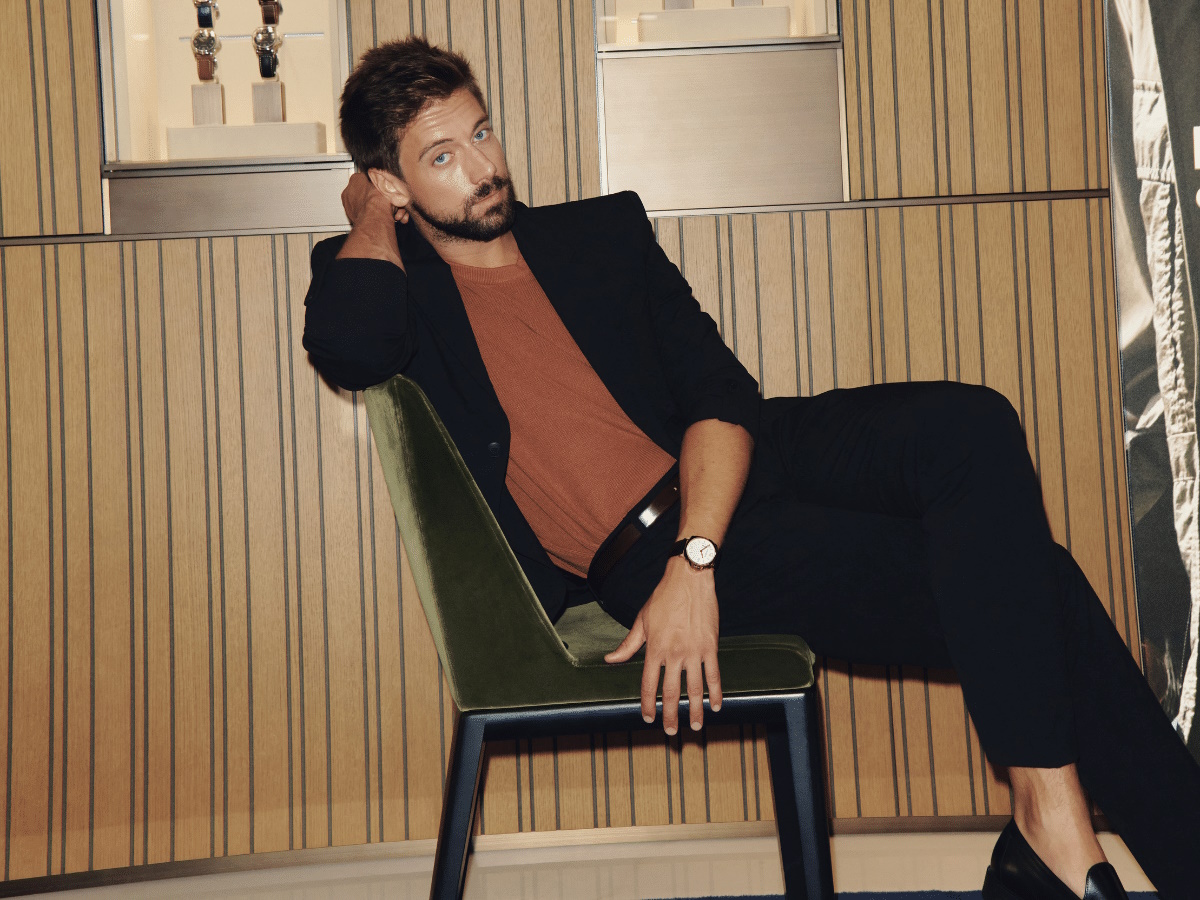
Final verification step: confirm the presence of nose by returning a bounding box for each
[465,145,497,184]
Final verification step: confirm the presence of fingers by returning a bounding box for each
[686,658,705,731]
[640,656,660,724]
[660,664,682,735]
[705,654,723,713]
[604,618,646,664]
[632,657,720,735]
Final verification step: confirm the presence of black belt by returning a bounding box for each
[588,470,680,584]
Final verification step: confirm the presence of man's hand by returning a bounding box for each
[605,556,723,734]
[342,171,409,225]
[336,172,406,270]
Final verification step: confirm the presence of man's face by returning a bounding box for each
[395,88,515,243]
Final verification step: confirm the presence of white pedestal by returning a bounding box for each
[192,83,226,126]
[166,121,327,160]
[252,82,286,123]
[638,6,791,41]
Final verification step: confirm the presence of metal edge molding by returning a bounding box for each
[104,167,351,234]
[0,189,1112,247]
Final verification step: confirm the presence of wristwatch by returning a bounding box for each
[252,25,282,78]
[193,0,218,28]
[258,0,282,25]
[672,536,719,570]
[191,28,220,81]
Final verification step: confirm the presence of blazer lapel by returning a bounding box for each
[513,208,664,448]
[397,220,498,402]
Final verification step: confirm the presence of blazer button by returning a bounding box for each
[487,441,502,458]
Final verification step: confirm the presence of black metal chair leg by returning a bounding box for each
[766,692,835,900]
[429,713,488,900]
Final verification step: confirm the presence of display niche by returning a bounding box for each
[103,0,348,161]
[596,0,839,49]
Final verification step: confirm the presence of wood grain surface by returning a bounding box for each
[0,0,103,237]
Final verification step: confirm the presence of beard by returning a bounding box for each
[409,176,517,243]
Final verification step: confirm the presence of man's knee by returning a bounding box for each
[912,381,1026,465]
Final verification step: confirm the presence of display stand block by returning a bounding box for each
[166,121,326,159]
[638,5,790,41]
[192,83,226,126]
[252,82,286,123]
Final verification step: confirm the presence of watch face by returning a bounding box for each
[191,29,219,55]
[253,25,281,52]
[685,537,717,567]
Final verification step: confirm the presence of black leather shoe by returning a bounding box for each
[982,819,1129,900]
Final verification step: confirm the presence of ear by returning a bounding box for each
[367,167,410,209]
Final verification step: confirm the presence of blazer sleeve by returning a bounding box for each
[629,193,761,442]
[301,234,418,391]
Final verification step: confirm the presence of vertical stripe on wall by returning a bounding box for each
[841,0,1109,200]
[0,0,103,238]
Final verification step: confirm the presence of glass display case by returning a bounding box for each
[99,0,350,162]
[597,0,839,50]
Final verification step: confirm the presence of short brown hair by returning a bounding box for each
[339,36,487,176]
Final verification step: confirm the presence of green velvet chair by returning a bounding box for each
[364,374,833,900]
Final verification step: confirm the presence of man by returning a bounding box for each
[304,36,1200,900]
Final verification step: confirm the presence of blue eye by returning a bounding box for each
[433,152,450,165]
[474,128,490,141]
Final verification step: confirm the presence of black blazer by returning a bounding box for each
[302,190,760,620]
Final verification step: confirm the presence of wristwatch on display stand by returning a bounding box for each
[258,0,282,25]
[191,28,221,81]
[253,25,282,78]
[194,0,218,27]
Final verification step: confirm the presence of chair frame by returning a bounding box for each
[364,376,833,900]
[431,692,833,900]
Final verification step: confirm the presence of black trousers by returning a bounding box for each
[596,381,1200,900]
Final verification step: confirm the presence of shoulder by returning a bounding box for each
[519,191,651,251]
[525,190,645,219]
[311,233,348,268]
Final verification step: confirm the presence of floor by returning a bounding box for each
[11,827,1153,899]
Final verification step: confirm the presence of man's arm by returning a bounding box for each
[605,418,753,734]
[302,174,415,390]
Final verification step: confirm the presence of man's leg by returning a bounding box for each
[753,382,1076,766]
[1051,544,1200,900]
[711,381,1197,896]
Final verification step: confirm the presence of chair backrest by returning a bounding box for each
[364,375,579,711]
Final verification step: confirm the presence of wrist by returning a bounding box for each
[355,204,402,237]
[672,535,720,571]
[338,221,403,268]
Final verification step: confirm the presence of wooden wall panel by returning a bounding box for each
[0,194,1132,877]
[0,0,103,237]
[843,0,1109,200]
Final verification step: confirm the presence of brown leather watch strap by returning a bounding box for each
[196,55,216,81]
[259,0,280,24]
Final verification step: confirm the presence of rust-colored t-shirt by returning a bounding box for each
[450,253,675,577]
